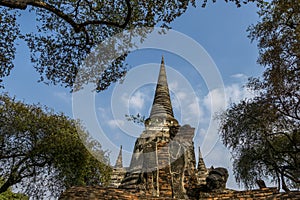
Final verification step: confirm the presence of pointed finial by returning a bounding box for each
[148,57,175,119]
[161,55,164,64]
[114,145,123,168]
[198,146,202,158]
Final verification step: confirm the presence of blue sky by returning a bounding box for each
[3,1,265,190]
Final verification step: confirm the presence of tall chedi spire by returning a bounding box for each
[120,57,199,198]
[145,56,178,127]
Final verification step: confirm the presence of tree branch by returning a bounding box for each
[0,0,29,9]
[0,159,25,193]
[79,0,132,29]
[0,175,17,194]
[0,0,132,32]
[0,153,27,160]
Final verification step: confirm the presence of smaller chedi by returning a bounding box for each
[109,57,228,198]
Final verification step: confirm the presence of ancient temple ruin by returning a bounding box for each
[60,57,300,199]
[109,57,221,198]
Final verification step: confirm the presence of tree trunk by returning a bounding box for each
[0,177,14,194]
[281,172,290,192]
[275,170,280,191]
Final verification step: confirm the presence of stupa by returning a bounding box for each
[111,57,209,198]
[59,57,296,200]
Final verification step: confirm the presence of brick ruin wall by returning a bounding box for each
[59,126,300,200]
[59,186,300,200]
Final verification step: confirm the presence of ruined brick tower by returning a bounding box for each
[116,57,208,198]
[59,57,299,200]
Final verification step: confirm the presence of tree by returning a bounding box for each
[219,0,299,191]
[0,94,111,199]
[0,178,28,200]
[0,0,259,92]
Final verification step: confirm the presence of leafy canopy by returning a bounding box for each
[0,94,111,199]
[219,0,299,191]
[0,0,259,92]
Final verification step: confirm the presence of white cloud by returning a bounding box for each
[129,91,146,110]
[97,106,108,119]
[203,88,227,113]
[184,97,205,124]
[226,84,254,104]
[231,73,248,80]
[171,88,203,126]
[108,119,125,129]
[121,93,130,106]
[203,83,254,113]
[169,81,178,91]
[188,98,200,116]
[176,91,187,101]
[98,106,106,113]
[122,90,148,112]
[171,91,188,111]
